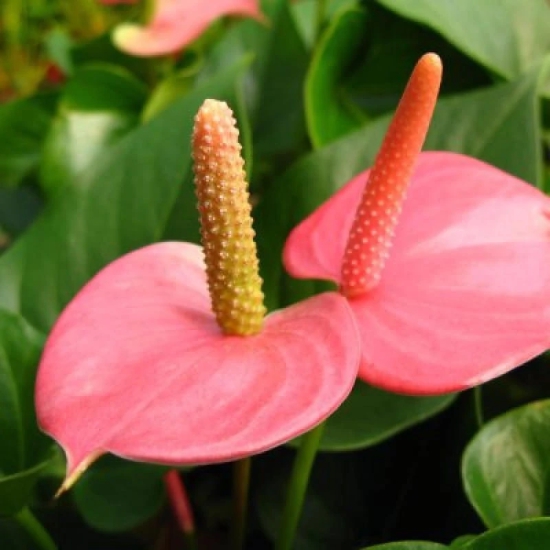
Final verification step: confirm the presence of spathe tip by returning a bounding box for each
[54,450,103,498]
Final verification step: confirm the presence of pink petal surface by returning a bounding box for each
[113,0,263,56]
[36,242,359,483]
[284,152,550,394]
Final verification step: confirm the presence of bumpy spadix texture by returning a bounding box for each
[36,101,361,492]
[341,53,441,297]
[193,100,265,335]
[113,0,263,56]
[284,54,550,395]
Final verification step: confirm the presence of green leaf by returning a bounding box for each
[425,61,548,187]
[463,518,550,550]
[449,535,477,548]
[141,62,201,123]
[363,543,448,550]
[377,0,550,80]
[0,58,249,333]
[462,399,550,528]
[73,456,166,533]
[344,5,490,116]
[290,0,359,49]
[0,460,53,517]
[252,0,309,155]
[0,309,52,515]
[0,94,56,188]
[0,187,42,238]
[312,381,455,451]
[305,7,367,147]
[40,64,147,196]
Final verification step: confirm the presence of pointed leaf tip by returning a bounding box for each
[36,243,360,482]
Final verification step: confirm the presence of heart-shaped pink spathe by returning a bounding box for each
[113,0,264,56]
[36,242,360,488]
[284,151,550,395]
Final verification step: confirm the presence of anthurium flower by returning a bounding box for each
[35,100,360,492]
[283,53,550,395]
[112,0,264,56]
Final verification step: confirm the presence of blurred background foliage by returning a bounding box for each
[1,0,550,548]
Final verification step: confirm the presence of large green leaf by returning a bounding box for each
[73,456,166,533]
[311,381,455,451]
[462,399,550,528]
[363,543,448,550]
[251,0,309,155]
[39,64,147,197]
[425,61,548,188]
[462,518,550,550]
[0,94,56,188]
[344,4,490,116]
[305,6,367,148]
[197,1,307,162]
[0,309,52,515]
[0,59,249,333]
[377,0,550,80]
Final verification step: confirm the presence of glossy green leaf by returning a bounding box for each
[462,399,550,528]
[344,5,490,116]
[425,61,548,187]
[377,0,550,80]
[73,456,166,533]
[0,309,52,515]
[198,1,308,157]
[291,0,358,49]
[0,94,56,188]
[0,187,42,238]
[0,58,249,333]
[0,514,41,550]
[141,62,201,122]
[40,65,147,196]
[313,381,455,451]
[463,518,550,550]
[252,0,309,155]
[363,543,448,550]
[305,7,367,147]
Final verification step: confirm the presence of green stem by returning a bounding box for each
[276,422,325,550]
[314,0,328,45]
[474,386,484,428]
[16,508,58,550]
[232,457,251,550]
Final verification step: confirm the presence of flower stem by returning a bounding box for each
[474,386,484,428]
[15,508,58,550]
[164,470,197,550]
[314,0,328,45]
[276,422,325,550]
[232,457,251,550]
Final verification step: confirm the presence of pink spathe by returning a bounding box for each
[113,0,264,56]
[284,152,550,395]
[36,242,360,488]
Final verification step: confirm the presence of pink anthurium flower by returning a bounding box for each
[36,100,360,492]
[112,0,264,56]
[283,53,550,395]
